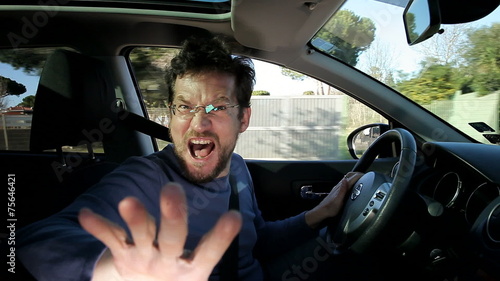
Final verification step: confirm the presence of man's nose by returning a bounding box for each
[189,110,212,132]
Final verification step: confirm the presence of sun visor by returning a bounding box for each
[231,0,344,52]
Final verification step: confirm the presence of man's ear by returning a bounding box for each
[239,107,251,133]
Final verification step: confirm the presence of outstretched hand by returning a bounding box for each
[78,182,242,281]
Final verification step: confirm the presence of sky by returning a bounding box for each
[1,63,40,107]
[252,60,317,96]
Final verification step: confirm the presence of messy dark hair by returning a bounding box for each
[165,36,255,116]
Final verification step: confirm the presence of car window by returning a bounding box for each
[0,47,103,153]
[129,47,387,160]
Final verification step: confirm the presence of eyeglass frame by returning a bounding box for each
[168,103,241,118]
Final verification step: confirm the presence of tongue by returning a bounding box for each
[193,144,212,158]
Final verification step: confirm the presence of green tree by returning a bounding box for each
[462,23,500,95]
[18,95,36,107]
[129,47,178,107]
[0,48,56,75]
[396,63,458,104]
[404,12,418,43]
[0,76,26,97]
[313,10,376,66]
[252,90,270,96]
[0,76,27,109]
[286,10,376,95]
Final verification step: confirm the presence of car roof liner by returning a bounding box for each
[438,0,500,24]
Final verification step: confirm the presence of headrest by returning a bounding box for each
[30,50,118,152]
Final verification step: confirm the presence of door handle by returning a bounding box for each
[300,185,329,199]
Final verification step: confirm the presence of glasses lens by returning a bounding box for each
[171,103,239,119]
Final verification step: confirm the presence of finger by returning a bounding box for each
[118,197,156,250]
[345,172,363,187]
[157,183,188,259]
[191,211,242,272]
[79,208,130,251]
[345,171,362,179]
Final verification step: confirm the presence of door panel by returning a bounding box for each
[247,158,399,221]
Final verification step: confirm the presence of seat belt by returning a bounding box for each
[219,175,240,280]
[118,109,172,142]
[147,154,240,280]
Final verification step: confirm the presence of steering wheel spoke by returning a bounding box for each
[350,181,391,229]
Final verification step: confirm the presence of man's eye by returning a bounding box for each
[213,105,227,111]
[178,105,191,110]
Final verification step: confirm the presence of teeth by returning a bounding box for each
[190,139,212,145]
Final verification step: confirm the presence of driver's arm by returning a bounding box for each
[81,183,242,281]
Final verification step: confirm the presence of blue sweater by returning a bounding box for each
[18,145,317,281]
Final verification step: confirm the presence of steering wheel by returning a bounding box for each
[327,128,417,254]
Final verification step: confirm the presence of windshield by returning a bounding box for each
[311,0,500,144]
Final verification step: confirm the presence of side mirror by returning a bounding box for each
[403,0,442,45]
[347,124,390,159]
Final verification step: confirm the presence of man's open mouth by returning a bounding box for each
[189,139,215,159]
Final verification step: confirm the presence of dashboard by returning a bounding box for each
[415,142,500,279]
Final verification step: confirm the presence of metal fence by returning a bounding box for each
[2,92,497,155]
[234,95,347,160]
[422,91,500,143]
[0,115,32,151]
[146,96,351,160]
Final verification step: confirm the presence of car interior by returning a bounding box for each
[1,0,499,280]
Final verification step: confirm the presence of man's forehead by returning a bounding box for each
[173,72,237,102]
[176,71,235,82]
[174,94,231,103]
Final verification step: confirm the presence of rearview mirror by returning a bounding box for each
[403,0,441,45]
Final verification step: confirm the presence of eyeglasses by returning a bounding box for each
[169,103,240,119]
